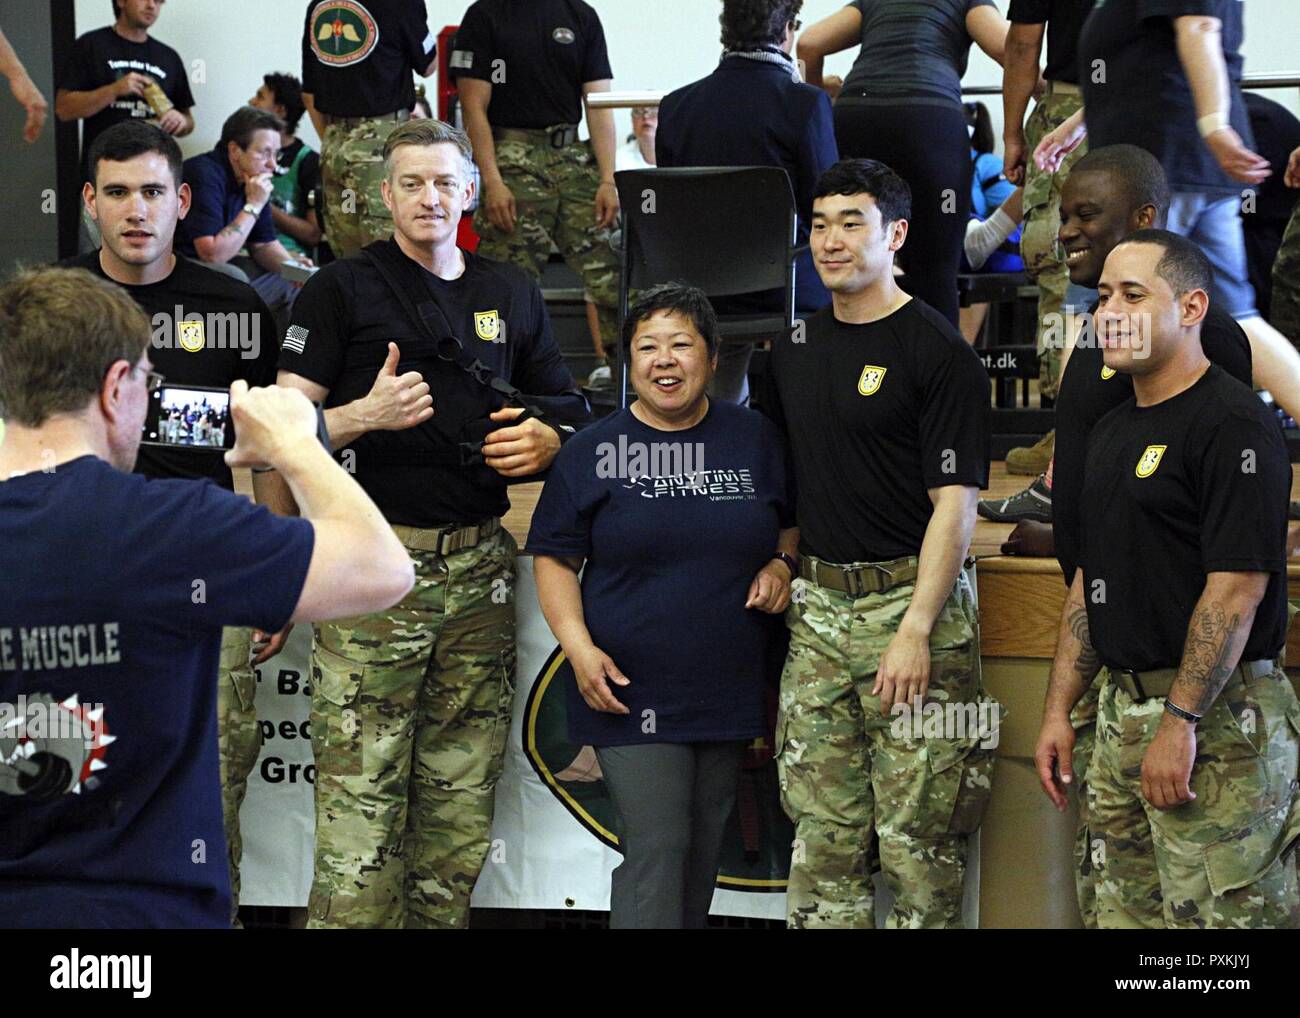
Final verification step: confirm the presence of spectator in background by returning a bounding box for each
[0,25,48,142]
[616,105,657,172]
[1242,92,1300,321]
[1037,0,1300,424]
[656,0,838,404]
[453,0,622,375]
[798,0,1008,328]
[1275,146,1300,351]
[174,106,309,322]
[960,101,1024,343]
[1002,0,1094,477]
[56,0,194,249]
[249,72,324,262]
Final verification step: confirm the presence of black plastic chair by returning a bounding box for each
[613,167,798,407]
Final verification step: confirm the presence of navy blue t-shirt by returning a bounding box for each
[0,457,314,927]
[525,400,794,747]
[175,146,278,258]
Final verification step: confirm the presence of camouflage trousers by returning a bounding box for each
[776,564,998,928]
[475,133,620,346]
[1069,679,1101,930]
[1273,200,1300,351]
[1089,666,1300,929]
[321,116,404,259]
[217,625,260,928]
[1021,87,1086,402]
[307,526,517,929]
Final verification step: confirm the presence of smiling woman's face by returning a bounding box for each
[628,310,715,424]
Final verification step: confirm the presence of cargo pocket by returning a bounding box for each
[912,697,1002,838]
[483,648,517,791]
[310,643,366,778]
[1203,790,1300,898]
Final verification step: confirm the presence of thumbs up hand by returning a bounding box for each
[359,342,434,431]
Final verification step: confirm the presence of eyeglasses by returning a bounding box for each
[791,18,802,30]
[129,363,166,392]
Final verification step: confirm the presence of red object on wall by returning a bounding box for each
[437,24,480,252]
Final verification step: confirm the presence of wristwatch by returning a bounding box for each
[771,552,798,580]
[242,203,259,218]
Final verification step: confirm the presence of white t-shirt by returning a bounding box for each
[615,136,654,172]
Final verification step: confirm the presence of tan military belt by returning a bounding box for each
[1046,80,1082,97]
[326,109,412,131]
[391,517,501,557]
[494,124,580,149]
[1107,658,1275,701]
[800,555,919,598]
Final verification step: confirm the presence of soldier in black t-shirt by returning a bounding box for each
[60,120,280,928]
[983,145,1254,928]
[451,0,621,360]
[271,119,588,930]
[301,0,438,258]
[754,159,996,929]
[56,0,195,251]
[1036,230,1299,929]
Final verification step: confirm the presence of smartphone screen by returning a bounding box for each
[143,384,235,451]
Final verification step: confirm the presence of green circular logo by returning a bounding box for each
[310,1,379,66]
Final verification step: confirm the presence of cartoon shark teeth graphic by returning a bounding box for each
[0,693,112,799]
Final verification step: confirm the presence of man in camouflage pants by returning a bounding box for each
[1272,144,1300,349]
[452,0,622,352]
[217,627,259,925]
[1036,231,1300,929]
[757,160,998,929]
[272,120,589,928]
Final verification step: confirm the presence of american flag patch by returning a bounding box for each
[450,49,473,69]
[282,325,308,354]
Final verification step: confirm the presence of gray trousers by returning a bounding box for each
[595,740,745,929]
[708,341,754,405]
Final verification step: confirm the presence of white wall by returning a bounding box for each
[75,0,1299,159]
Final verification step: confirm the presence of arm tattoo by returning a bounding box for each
[218,217,250,239]
[1069,605,1100,681]
[1176,603,1241,715]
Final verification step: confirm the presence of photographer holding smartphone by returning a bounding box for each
[60,119,286,926]
[0,266,414,928]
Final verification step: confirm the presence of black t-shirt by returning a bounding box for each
[839,0,996,108]
[1054,302,1251,587]
[1007,0,1093,85]
[525,401,794,747]
[301,0,435,118]
[1079,0,1253,196]
[756,300,991,563]
[1081,365,1290,671]
[0,457,313,928]
[278,239,589,526]
[57,26,195,180]
[62,252,279,490]
[450,0,612,129]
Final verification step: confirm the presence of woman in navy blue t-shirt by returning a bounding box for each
[527,283,798,929]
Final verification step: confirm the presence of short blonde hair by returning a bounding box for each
[0,267,150,426]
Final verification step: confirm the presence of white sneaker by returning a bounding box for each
[586,363,612,388]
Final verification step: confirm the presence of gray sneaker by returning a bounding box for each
[978,474,1052,523]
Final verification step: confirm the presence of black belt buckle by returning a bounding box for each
[549,125,574,149]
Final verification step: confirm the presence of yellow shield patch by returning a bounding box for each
[858,364,887,396]
[1135,444,1167,478]
[1100,365,1116,380]
[178,318,205,353]
[474,309,501,342]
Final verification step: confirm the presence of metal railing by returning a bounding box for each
[586,73,1300,110]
